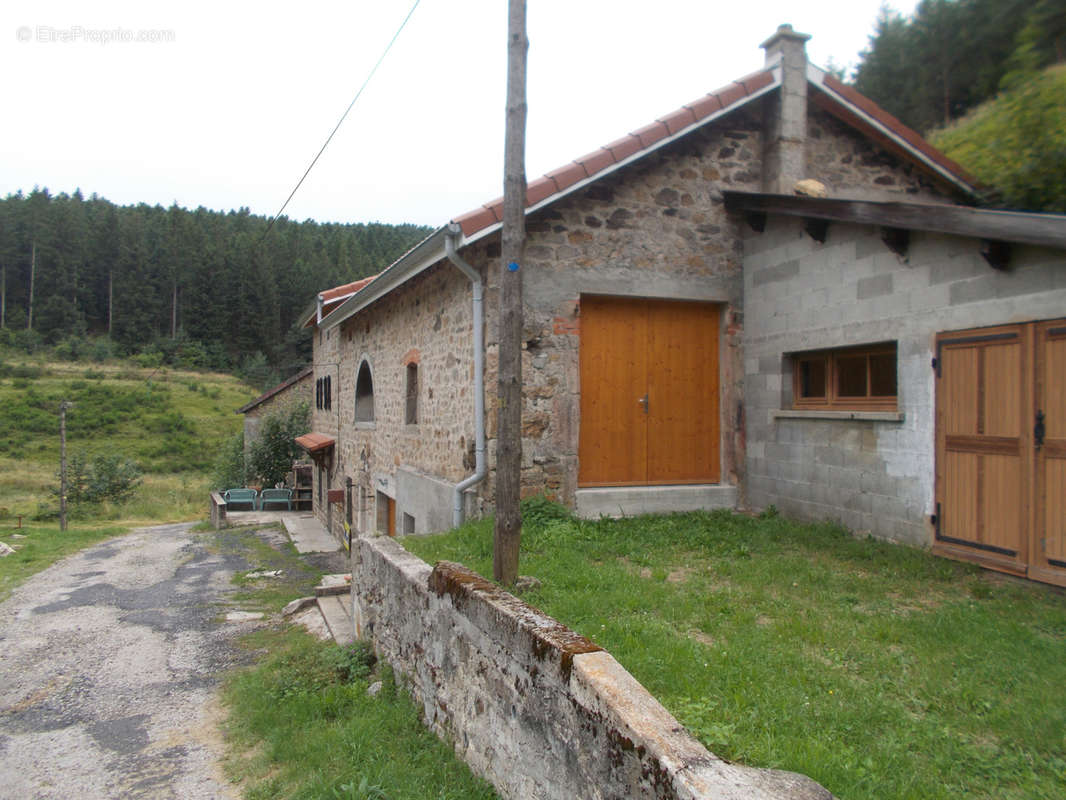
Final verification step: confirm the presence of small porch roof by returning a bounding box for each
[294,432,336,454]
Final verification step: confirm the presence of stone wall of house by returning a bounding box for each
[804,104,956,203]
[481,110,767,507]
[310,261,481,537]
[308,91,982,532]
[351,532,832,800]
[242,372,312,462]
[743,215,1066,544]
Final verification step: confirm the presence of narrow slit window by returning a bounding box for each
[405,363,418,425]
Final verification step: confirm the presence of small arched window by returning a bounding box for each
[355,360,375,422]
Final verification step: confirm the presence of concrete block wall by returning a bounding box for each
[351,533,831,800]
[743,215,1066,545]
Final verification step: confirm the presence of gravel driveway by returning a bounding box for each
[0,523,261,799]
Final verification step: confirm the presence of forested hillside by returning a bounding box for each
[851,0,1065,212]
[0,190,432,385]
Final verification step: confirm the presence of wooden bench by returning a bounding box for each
[223,488,258,511]
[259,488,293,511]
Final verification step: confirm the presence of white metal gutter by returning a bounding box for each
[444,224,486,527]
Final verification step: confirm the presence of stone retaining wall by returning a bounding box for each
[351,533,832,800]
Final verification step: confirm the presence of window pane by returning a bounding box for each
[836,355,868,397]
[869,352,897,397]
[798,358,827,398]
[405,363,418,424]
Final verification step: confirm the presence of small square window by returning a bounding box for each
[791,343,897,410]
[402,512,415,535]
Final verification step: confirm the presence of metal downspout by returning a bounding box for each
[445,223,486,527]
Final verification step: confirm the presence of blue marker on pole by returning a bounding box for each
[507,261,520,272]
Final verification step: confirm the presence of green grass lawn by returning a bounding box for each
[223,628,498,800]
[403,503,1066,800]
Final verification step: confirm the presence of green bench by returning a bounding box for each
[259,488,293,511]
[223,488,258,510]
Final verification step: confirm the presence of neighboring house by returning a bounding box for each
[297,25,1066,586]
[237,366,313,460]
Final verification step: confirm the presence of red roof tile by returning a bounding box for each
[633,121,669,149]
[685,94,724,121]
[454,206,498,237]
[546,162,588,193]
[605,134,643,162]
[713,81,748,108]
[526,177,557,206]
[659,107,698,135]
[486,197,504,222]
[739,69,774,94]
[574,148,616,175]
[320,275,377,303]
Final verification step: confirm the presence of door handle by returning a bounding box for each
[1035,410,1046,449]
[638,394,649,414]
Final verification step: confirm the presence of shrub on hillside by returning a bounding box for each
[55,451,142,507]
[213,431,247,490]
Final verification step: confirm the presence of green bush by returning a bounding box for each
[213,431,247,490]
[247,402,310,488]
[56,452,142,506]
[90,338,115,363]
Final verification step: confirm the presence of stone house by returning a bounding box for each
[237,365,313,460]
[298,26,1066,586]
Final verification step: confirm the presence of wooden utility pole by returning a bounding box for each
[494,0,528,586]
[59,401,69,531]
[27,240,35,330]
[1,262,6,328]
[108,269,113,335]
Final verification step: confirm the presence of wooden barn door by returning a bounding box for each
[1031,321,1066,585]
[579,296,720,486]
[935,319,1066,586]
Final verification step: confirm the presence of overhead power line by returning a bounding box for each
[264,0,422,236]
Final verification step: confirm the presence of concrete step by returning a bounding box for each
[314,573,352,597]
[575,484,738,519]
[317,594,354,646]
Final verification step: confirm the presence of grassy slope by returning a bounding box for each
[404,508,1066,800]
[0,351,259,598]
[0,354,256,526]
[930,65,1066,213]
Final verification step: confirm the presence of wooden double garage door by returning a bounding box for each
[935,320,1066,586]
[578,296,720,487]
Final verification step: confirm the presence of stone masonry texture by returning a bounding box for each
[351,532,833,800]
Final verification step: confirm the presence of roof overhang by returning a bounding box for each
[316,67,782,333]
[723,191,1066,250]
[237,366,313,414]
[294,432,336,454]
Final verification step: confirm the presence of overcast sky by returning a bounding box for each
[1,1,920,227]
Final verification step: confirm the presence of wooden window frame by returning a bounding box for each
[791,343,898,411]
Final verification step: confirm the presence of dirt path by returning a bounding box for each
[0,523,262,799]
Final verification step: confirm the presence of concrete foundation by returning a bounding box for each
[575,484,738,519]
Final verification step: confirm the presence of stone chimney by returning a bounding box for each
[761,24,811,194]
